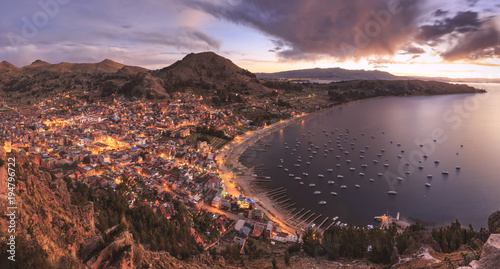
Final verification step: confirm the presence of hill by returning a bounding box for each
[256,67,402,81]
[151,52,271,94]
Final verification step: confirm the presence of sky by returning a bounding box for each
[1,0,499,78]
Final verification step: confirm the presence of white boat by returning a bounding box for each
[427,174,433,178]
[318,174,324,178]
[350,167,356,171]
[362,164,368,168]
[295,177,301,180]
[284,168,289,172]
[336,155,341,159]
[327,169,333,172]
[309,183,316,187]
[330,192,338,196]
[303,172,309,176]
[312,151,317,154]
[425,183,431,187]
[405,171,410,174]
[378,173,383,176]
[377,153,382,157]
[285,146,289,149]
[369,178,374,182]
[381,149,385,152]
[387,191,397,195]
[314,191,321,195]
[318,201,327,205]
[355,184,360,188]
[294,164,300,167]
[328,181,335,184]
[360,150,365,153]
[344,151,349,154]
[373,160,378,163]
[289,174,294,177]
[346,159,351,163]
[278,164,283,168]
[337,175,343,179]
[299,182,304,185]
[397,155,402,158]
[336,164,341,167]
[418,166,424,169]
[360,155,364,159]
[365,146,370,149]
[340,185,347,189]
[397,177,403,181]
[383,164,389,167]
[306,162,311,165]
[359,172,365,176]
[442,171,449,175]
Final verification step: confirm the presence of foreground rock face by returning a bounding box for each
[459,234,500,269]
[488,211,500,233]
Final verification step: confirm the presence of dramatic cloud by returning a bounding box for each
[185,0,424,60]
[418,11,482,42]
[433,9,449,17]
[442,18,500,60]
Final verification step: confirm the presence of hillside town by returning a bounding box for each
[0,92,303,252]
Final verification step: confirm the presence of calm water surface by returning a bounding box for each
[241,83,500,229]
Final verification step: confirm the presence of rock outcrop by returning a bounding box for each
[459,234,500,269]
[488,211,500,233]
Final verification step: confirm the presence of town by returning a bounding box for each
[0,91,305,254]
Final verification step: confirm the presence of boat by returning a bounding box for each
[285,146,289,149]
[381,149,385,152]
[289,174,294,177]
[336,155,341,159]
[327,169,333,172]
[318,174,324,178]
[355,184,360,188]
[359,172,365,176]
[425,183,431,187]
[337,175,343,179]
[418,166,424,169]
[423,155,428,158]
[328,180,335,184]
[360,155,364,159]
[295,177,301,180]
[378,173,383,176]
[336,164,341,167]
[309,183,316,187]
[383,163,389,167]
[344,151,349,154]
[346,159,351,163]
[456,166,461,170]
[278,164,283,168]
[427,174,433,178]
[377,153,382,157]
[312,151,317,154]
[405,171,410,174]
[362,164,368,168]
[314,191,321,195]
[306,162,311,165]
[350,167,356,171]
[373,160,378,163]
[405,162,410,166]
[369,178,374,182]
[318,201,327,205]
[434,160,440,164]
[340,185,347,189]
[387,191,397,195]
[442,171,449,175]
[360,150,365,153]
[330,192,338,196]
[397,143,401,146]
[284,168,289,172]
[365,146,370,149]
[397,155,402,158]
[303,172,309,176]
[294,164,300,167]
[299,182,304,185]
[397,177,403,181]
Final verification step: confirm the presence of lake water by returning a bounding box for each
[241,83,500,229]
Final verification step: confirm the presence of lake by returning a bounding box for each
[240,83,500,229]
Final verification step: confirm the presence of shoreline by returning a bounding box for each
[217,98,380,235]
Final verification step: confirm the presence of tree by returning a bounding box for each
[272,256,277,269]
[284,251,290,266]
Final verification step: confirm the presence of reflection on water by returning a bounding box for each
[241,83,500,228]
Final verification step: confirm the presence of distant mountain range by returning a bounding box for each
[257,67,500,84]
[256,67,403,81]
